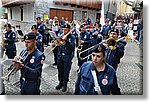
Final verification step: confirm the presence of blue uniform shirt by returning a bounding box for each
[5,30,16,45]
[106,40,127,70]
[19,48,44,94]
[80,31,91,49]
[90,29,103,47]
[101,25,111,36]
[121,26,128,37]
[36,33,43,52]
[57,34,75,56]
[37,23,46,35]
[74,61,121,95]
[4,30,16,58]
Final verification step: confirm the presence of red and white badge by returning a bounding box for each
[102,78,108,85]
[30,58,34,63]
[41,60,44,64]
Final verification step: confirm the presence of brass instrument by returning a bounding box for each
[1,64,18,81]
[1,30,6,49]
[1,56,23,81]
[1,50,28,81]
[50,28,75,51]
[77,44,83,53]
[61,28,75,43]
[77,36,83,53]
[106,38,117,50]
[79,37,126,60]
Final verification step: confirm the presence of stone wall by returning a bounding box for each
[34,0,50,19]
[8,19,35,35]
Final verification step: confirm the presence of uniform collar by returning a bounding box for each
[28,48,37,56]
[91,62,108,73]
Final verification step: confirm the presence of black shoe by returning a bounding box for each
[56,83,63,90]
[62,86,67,92]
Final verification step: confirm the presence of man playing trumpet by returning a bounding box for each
[106,29,127,71]
[77,25,91,68]
[13,32,45,95]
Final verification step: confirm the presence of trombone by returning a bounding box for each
[79,36,126,60]
[50,28,75,51]
[1,64,18,81]
[1,50,28,81]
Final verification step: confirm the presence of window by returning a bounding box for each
[10,8,12,19]
[21,6,23,21]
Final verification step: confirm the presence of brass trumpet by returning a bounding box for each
[106,38,117,50]
[79,37,126,60]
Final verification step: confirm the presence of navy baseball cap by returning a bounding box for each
[4,24,11,28]
[31,25,38,30]
[90,44,106,53]
[80,24,87,28]
[109,29,119,35]
[36,17,41,20]
[62,24,71,29]
[24,32,36,40]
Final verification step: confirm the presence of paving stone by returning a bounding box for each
[2,41,143,95]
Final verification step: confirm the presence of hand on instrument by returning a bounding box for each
[13,56,24,69]
[80,40,84,44]
[58,40,64,46]
[103,43,108,48]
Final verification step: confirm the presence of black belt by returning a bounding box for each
[6,43,15,45]
[21,77,41,81]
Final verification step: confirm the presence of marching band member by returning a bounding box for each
[45,19,51,46]
[90,23,103,47]
[106,29,127,71]
[36,17,45,52]
[31,25,43,52]
[4,24,16,59]
[74,44,121,95]
[60,17,66,27]
[90,31,103,48]
[77,25,91,68]
[101,19,111,39]
[52,26,63,66]
[56,24,75,92]
[13,32,44,95]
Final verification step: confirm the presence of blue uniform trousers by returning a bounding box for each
[57,55,72,86]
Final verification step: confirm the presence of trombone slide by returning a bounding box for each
[1,65,16,81]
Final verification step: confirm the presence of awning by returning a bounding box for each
[2,0,35,7]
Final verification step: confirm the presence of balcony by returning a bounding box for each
[53,0,102,10]
[2,0,35,7]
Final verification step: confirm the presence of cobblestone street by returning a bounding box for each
[2,41,143,95]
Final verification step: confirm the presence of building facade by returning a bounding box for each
[116,0,133,16]
[103,0,118,20]
[2,0,104,32]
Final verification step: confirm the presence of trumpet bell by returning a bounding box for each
[107,38,117,47]
[77,45,83,51]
